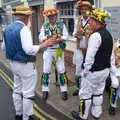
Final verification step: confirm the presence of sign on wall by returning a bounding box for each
[104,7,120,40]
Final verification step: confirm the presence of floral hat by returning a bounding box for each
[76,0,92,9]
[43,8,59,16]
[12,6,33,15]
[90,8,110,24]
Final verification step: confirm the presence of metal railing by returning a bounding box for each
[2,0,19,4]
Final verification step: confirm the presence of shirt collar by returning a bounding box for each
[15,20,26,26]
[81,16,90,21]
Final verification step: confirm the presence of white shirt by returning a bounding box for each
[110,51,117,75]
[1,21,40,56]
[73,16,89,48]
[39,22,68,49]
[84,32,115,74]
[111,41,120,76]
[84,32,101,73]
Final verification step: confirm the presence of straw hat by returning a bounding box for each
[43,8,59,16]
[76,0,92,9]
[12,6,33,15]
[90,8,110,24]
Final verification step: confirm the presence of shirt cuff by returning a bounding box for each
[115,68,120,76]
[34,45,41,53]
[83,68,89,74]
[39,36,47,42]
[61,36,67,41]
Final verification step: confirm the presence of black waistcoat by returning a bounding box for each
[90,28,113,72]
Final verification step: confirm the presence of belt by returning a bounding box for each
[49,48,57,49]
[10,55,36,64]
[26,55,36,62]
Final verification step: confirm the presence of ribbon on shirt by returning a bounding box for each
[56,48,63,60]
[82,19,89,29]
[56,42,66,60]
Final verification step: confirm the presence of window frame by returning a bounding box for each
[55,0,101,40]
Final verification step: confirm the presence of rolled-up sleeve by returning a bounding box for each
[73,18,78,36]
[1,39,6,56]
[61,24,68,41]
[110,50,117,75]
[20,26,40,55]
[84,32,102,73]
[39,25,47,42]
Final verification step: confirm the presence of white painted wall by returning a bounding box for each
[0,0,2,7]
[101,0,120,8]
[44,0,54,10]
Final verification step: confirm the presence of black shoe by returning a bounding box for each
[55,82,60,87]
[71,111,86,120]
[92,115,100,120]
[93,117,100,120]
[73,89,79,96]
[61,91,68,101]
[28,115,40,120]
[109,106,116,115]
[15,115,22,120]
[42,91,48,101]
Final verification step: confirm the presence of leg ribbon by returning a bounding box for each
[75,76,81,89]
[59,73,68,86]
[79,99,85,117]
[109,87,117,105]
[40,73,49,86]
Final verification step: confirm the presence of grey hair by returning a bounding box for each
[15,14,25,21]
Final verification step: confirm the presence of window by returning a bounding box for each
[89,0,101,8]
[57,1,76,37]
[57,2,74,16]
[94,0,100,8]
[3,0,15,3]
[56,0,100,38]
[89,0,94,5]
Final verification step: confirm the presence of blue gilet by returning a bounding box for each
[4,22,30,62]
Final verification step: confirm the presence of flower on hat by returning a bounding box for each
[90,8,110,24]
[43,8,59,16]
[11,6,33,15]
[76,0,92,9]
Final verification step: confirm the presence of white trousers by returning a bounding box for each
[73,49,83,76]
[10,61,37,120]
[79,68,109,119]
[42,49,67,92]
[110,67,120,107]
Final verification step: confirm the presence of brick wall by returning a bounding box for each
[64,50,75,86]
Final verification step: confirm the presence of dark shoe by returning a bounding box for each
[92,115,100,120]
[109,106,116,115]
[73,89,79,96]
[28,115,40,120]
[55,82,60,87]
[15,115,22,120]
[61,91,68,101]
[93,117,100,120]
[42,91,48,101]
[71,111,86,120]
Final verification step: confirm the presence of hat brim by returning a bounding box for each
[12,11,33,15]
[43,12,58,16]
[90,16,105,25]
[76,1,92,9]
[43,9,59,16]
[79,4,92,9]
[47,13,58,17]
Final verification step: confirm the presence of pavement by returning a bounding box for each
[0,42,120,120]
